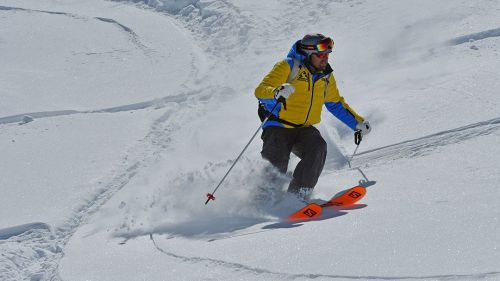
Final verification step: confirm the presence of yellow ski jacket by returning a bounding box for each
[255,41,364,130]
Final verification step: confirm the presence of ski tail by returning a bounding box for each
[288,203,322,222]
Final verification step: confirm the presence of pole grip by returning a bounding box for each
[354,130,362,145]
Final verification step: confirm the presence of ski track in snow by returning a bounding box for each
[94,17,153,55]
[0,5,80,17]
[150,234,500,281]
[0,5,153,55]
[0,223,51,240]
[347,116,500,169]
[0,93,192,125]
[449,27,500,45]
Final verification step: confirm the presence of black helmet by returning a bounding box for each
[299,33,334,57]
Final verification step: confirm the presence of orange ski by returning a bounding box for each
[288,203,322,222]
[321,186,366,207]
[287,186,366,222]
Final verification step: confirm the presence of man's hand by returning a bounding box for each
[274,83,295,100]
[356,120,371,136]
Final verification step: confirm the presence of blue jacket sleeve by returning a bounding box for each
[325,102,359,130]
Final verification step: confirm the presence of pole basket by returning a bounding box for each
[205,193,216,205]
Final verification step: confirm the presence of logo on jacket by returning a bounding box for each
[297,71,309,82]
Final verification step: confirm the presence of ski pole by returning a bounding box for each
[347,130,362,168]
[205,100,284,205]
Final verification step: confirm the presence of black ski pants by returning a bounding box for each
[260,126,327,190]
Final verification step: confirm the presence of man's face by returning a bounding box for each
[310,53,329,71]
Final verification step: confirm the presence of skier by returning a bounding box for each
[254,33,371,201]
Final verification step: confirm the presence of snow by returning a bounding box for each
[0,0,199,116]
[0,110,161,227]
[1,0,500,280]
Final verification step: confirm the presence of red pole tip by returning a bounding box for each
[205,193,215,205]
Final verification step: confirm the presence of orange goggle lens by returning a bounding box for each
[316,38,334,52]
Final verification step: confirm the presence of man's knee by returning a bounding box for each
[261,142,290,173]
[316,137,327,155]
[261,153,288,173]
[260,127,293,173]
[306,131,327,159]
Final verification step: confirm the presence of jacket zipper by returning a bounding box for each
[307,73,311,91]
[303,74,315,125]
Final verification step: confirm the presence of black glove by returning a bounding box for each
[354,130,362,145]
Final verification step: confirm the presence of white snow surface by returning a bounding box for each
[1,0,500,280]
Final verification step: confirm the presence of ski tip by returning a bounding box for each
[288,203,322,222]
[323,186,367,207]
[349,186,367,199]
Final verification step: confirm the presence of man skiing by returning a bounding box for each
[254,33,371,201]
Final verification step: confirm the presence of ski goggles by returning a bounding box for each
[302,37,334,53]
[316,37,334,52]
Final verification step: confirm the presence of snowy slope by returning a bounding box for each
[1,0,500,280]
